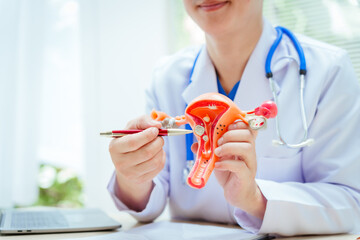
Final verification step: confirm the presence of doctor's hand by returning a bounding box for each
[191,121,267,219]
[109,115,165,212]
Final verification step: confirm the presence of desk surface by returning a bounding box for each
[0,211,358,240]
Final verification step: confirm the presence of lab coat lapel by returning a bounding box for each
[182,45,218,105]
[233,19,286,111]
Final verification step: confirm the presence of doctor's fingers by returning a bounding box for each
[218,129,255,146]
[215,160,254,179]
[125,115,162,130]
[134,151,166,184]
[109,127,161,154]
[119,149,166,183]
[214,142,256,171]
[228,121,258,138]
[113,136,165,169]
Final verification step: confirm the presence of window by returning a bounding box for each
[170,0,360,80]
[263,0,360,80]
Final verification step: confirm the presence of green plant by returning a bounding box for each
[34,164,84,208]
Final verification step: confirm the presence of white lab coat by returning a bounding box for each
[108,19,360,236]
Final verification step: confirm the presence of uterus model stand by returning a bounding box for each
[151,92,277,189]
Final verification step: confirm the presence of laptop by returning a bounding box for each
[0,208,121,234]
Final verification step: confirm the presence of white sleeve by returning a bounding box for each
[234,51,360,236]
[107,66,170,222]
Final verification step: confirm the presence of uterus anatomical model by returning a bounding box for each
[151,92,277,189]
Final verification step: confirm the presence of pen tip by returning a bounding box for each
[100,132,112,136]
[166,128,193,136]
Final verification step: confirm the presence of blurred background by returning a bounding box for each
[0,0,359,213]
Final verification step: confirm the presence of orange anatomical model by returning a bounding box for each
[151,92,277,189]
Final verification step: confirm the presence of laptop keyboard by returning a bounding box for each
[11,211,68,229]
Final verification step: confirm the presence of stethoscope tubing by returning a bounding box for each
[266,26,313,148]
[185,26,314,165]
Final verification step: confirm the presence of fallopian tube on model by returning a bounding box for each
[151,93,277,189]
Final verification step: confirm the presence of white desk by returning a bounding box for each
[0,211,358,240]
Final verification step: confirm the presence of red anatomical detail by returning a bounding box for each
[149,93,277,189]
[254,101,278,119]
[186,100,230,189]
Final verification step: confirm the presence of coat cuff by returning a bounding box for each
[107,172,167,222]
[233,179,272,234]
[235,179,359,236]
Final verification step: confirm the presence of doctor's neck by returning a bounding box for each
[206,17,263,94]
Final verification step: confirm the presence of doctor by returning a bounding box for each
[108,0,360,236]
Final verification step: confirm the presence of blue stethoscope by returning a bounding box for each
[183,26,314,182]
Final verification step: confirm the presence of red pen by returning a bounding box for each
[100,129,193,138]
